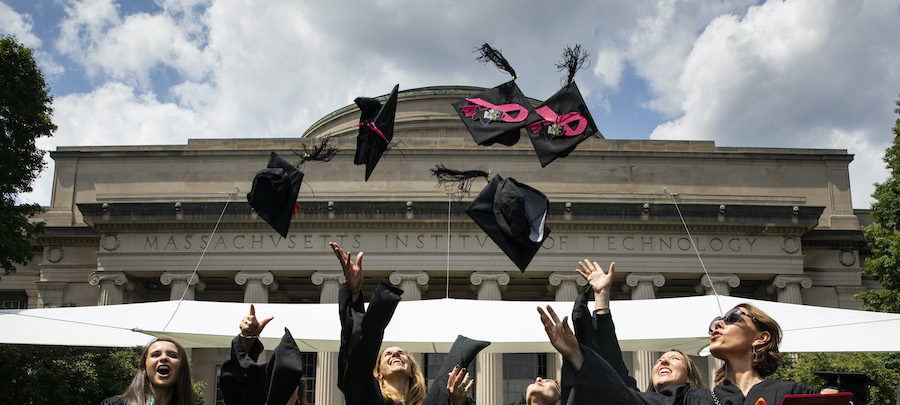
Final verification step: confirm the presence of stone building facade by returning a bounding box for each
[1,86,875,404]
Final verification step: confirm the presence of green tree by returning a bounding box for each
[770,352,900,405]
[0,35,56,275]
[857,95,900,312]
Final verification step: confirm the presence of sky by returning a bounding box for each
[2,0,899,210]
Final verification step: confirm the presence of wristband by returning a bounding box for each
[240,334,259,339]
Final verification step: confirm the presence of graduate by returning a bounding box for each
[101,337,195,405]
[540,260,818,405]
[524,377,562,405]
[219,305,306,405]
[572,260,705,394]
[330,242,480,405]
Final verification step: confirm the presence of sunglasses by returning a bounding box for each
[708,307,759,335]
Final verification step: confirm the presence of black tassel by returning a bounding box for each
[555,44,590,85]
[293,137,338,166]
[430,164,490,197]
[475,43,517,79]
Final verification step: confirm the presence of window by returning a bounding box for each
[502,353,548,405]
[0,291,27,309]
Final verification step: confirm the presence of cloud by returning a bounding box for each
[0,1,42,47]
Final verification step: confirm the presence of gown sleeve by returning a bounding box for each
[219,335,267,405]
[338,282,404,405]
[568,287,638,398]
[564,344,710,405]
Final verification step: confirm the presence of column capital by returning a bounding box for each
[88,271,129,286]
[235,271,276,286]
[469,272,510,286]
[389,271,430,286]
[160,272,204,290]
[311,271,345,286]
[771,275,812,289]
[548,272,588,287]
[699,274,740,289]
[625,273,665,288]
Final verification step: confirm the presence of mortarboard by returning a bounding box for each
[422,335,491,405]
[354,84,399,181]
[465,175,550,272]
[247,152,303,238]
[264,329,305,405]
[814,371,874,405]
[453,44,540,146]
[528,45,599,167]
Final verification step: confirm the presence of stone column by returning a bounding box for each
[695,275,737,389]
[548,272,585,381]
[311,271,345,405]
[769,275,812,305]
[160,272,204,301]
[624,273,665,391]
[549,272,587,302]
[471,272,509,405]
[88,272,130,305]
[695,274,741,296]
[235,271,277,303]
[389,271,429,367]
[389,271,430,301]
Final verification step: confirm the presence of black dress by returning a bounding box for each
[711,379,815,405]
[338,282,404,405]
[219,328,305,405]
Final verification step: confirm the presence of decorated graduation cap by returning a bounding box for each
[452,43,540,146]
[466,175,550,272]
[247,152,303,238]
[354,84,399,181]
[422,335,491,405]
[814,371,874,405]
[528,45,600,167]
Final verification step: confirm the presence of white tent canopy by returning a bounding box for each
[2,295,899,355]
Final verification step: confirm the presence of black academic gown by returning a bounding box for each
[711,379,815,405]
[219,328,305,405]
[99,397,125,405]
[338,282,404,405]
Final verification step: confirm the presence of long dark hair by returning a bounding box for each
[120,337,194,405]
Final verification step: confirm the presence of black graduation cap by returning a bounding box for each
[452,44,540,146]
[527,45,599,167]
[265,329,305,405]
[422,335,491,405]
[354,84,399,181]
[465,175,550,272]
[247,152,303,238]
[814,371,874,405]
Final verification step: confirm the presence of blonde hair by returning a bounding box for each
[374,347,426,405]
[713,304,783,385]
[646,349,706,392]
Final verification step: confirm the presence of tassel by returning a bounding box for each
[293,137,338,166]
[475,43,518,79]
[555,44,590,85]
[430,164,490,197]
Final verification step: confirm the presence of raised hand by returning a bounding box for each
[240,304,274,338]
[538,305,584,370]
[447,365,474,405]
[329,242,363,298]
[575,260,614,312]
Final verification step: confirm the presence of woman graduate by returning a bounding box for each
[330,242,476,405]
[219,305,306,405]
[572,260,705,394]
[100,337,195,405]
[541,261,816,405]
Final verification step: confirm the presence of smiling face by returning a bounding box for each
[525,377,560,405]
[378,346,411,378]
[651,351,689,389]
[144,340,181,388]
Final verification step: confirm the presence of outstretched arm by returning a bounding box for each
[576,260,614,314]
[538,305,584,370]
[330,242,363,302]
[239,304,274,352]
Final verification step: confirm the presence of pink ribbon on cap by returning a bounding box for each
[528,106,587,136]
[459,98,530,123]
[356,121,389,143]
